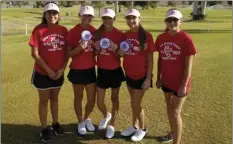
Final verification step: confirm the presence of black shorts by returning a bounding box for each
[126,75,152,90]
[31,70,64,90]
[161,85,187,97]
[67,67,96,85]
[97,67,125,89]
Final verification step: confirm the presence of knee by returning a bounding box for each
[171,109,181,119]
[39,99,48,106]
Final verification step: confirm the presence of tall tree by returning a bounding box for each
[92,1,106,17]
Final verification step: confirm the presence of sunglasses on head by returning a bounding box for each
[166,17,179,23]
[125,16,137,20]
[102,17,112,20]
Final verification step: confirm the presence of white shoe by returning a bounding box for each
[84,118,95,132]
[131,128,148,142]
[77,121,87,135]
[106,125,115,139]
[98,113,112,130]
[121,126,138,137]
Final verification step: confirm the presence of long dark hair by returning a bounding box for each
[95,24,105,41]
[138,24,147,51]
[41,1,59,25]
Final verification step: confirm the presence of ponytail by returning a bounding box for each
[138,24,147,51]
[95,24,105,41]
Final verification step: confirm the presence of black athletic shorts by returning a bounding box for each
[31,70,64,90]
[97,67,125,89]
[161,85,187,97]
[126,75,152,90]
[67,67,96,85]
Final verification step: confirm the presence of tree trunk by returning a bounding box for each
[192,1,199,20]
[131,0,134,8]
[115,1,119,14]
[200,1,207,19]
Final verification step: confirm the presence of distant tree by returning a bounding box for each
[59,1,75,7]
[92,1,106,17]
[149,1,158,9]
[227,1,232,5]
[167,1,176,7]
[119,1,133,8]
[207,1,222,6]
[134,1,147,9]
[11,1,25,8]
[106,1,114,5]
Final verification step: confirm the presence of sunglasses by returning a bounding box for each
[102,17,113,20]
[166,18,179,23]
[46,10,59,15]
[83,14,93,17]
[125,16,137,20]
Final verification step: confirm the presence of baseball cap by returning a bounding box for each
[80,5,94,16]
[44,3,59,13]
[101,8,115,18]
[165,9,182,20]
[125,9,140,17]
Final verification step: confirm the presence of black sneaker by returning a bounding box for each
[51,122,64,135]
[155,132,173,143]
[40,127,52,143]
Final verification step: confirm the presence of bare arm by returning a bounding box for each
[31,46,55,78]
[157,56,162,81]
[146,52,153,80]
[180,55,193,87]
[67,45,83,57]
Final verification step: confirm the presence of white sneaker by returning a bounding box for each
[77,121,87,135]
[84,118,95,132]
[98,113,112,130]
[121,126,138,137]
[131,128,148,142]
[106,125,115,139]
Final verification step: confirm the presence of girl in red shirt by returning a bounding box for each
[66,5,96,136]
[93,8,125,139]
[155,9,196,144]
[29,2,68,143]
[118,9,156,142]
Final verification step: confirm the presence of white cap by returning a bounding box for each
[166,9,182,20]
[44,3,59,13]
[101,8,115,18]
[125,9,140,17]
[80,5,94,16]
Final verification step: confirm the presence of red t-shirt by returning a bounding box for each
[66,24,96,70]
[155,31,196,92]
[123,30,155,80]
[97,27,125,70]
[29,24,68,75]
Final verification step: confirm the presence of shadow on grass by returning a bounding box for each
[147,29,232,34]
[2,123,144,144]
[25,12,42,15]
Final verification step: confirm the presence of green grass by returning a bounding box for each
[2,6,232,144]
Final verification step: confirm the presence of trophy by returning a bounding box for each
[120,41,130,52]
[81,30,92,41]
[100,38,111,49]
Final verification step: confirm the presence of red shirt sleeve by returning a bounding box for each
[184,34,196,56]
[154,35,160,52]
[29,26,40,48]
[146,32,155,53]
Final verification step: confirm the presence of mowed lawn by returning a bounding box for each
[2,6,232,144]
